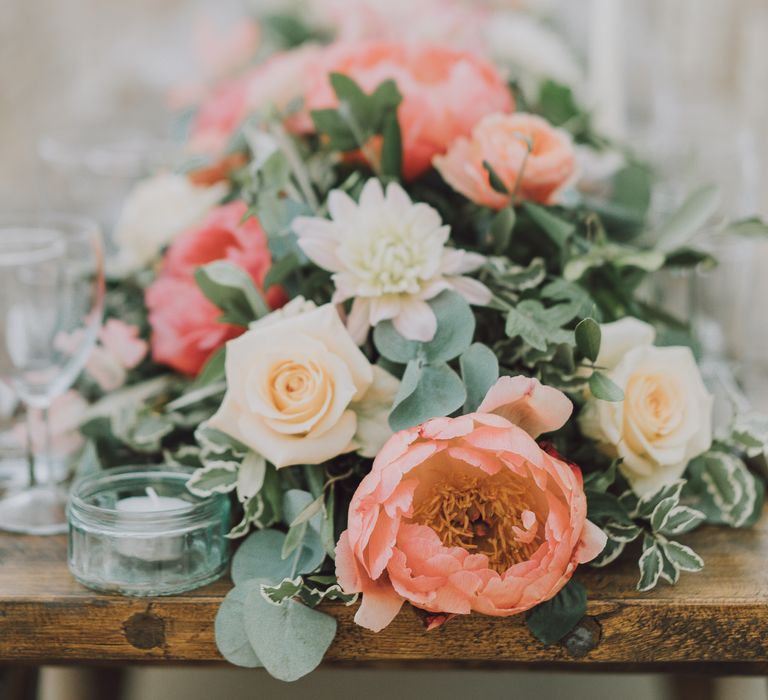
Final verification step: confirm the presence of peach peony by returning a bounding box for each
[434,113,576,209]
[335,375,605,632]
[146,201,286,376]
[303,42,513,180]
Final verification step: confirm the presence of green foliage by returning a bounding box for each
[588,371,624,402]
[243,587,337,682]
[459,343,499,412]
[525,579,587,645]
[574,318,601,363]
[655,185,720,252]
[195,261,270,326]
[311,75,403,178]
[684,450,764,528]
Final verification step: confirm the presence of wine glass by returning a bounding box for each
[0,214,104,534]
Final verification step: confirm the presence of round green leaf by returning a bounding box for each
[460,343,499,413]
[421,291,476,363]
[214,581,263,668]
[388,361,466,432]
[231,528,323,585]
[574,318,601,363]
[244,588,337,682]
[589,371,624,402]
[373,321,420,363]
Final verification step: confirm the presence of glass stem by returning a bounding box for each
[24,407,36,487]
[40,403,54,488]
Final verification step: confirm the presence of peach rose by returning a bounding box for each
[303,42,513,180]
[336,375,606,632]
[434,113,576,209]
[145,201,286,376]
[208,302,398,468]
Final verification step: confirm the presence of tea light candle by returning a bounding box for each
[115,487,193,562]
[69,467,230,596]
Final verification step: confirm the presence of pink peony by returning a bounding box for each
[335,375,606,632]
[145,201,286,376]
[434,113,576,209]
[303,42,514,180]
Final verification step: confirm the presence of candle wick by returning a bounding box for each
[146,487,160,502]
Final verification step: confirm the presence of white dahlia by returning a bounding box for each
[293,179,491,343]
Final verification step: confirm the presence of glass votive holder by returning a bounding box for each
[68,467,230,596]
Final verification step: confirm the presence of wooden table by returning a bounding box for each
[0,508,766,680]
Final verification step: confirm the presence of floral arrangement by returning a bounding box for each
[72,0,768,683]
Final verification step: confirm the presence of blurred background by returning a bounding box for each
[1,0,767,698]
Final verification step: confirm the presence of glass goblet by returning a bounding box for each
[0,213,104,534]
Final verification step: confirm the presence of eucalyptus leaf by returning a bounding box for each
[588,372,624,402]
[373,321,420,363]
[231,528,323,585]
[243,589,337,682]
[460,343,499,413]
[575,318,601,363]
[214,580,264,668]
[388,362,466,432]
[421,291,476,363]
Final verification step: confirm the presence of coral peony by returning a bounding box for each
[303,42,513,180]
[335,375,605,632]
[434,113,576,209]
[146,201,286,376]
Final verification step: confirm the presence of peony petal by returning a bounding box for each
[477,375,573,438]
[574,519,607,564]
[354,583,404,633]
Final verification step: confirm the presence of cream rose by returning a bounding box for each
[209,302,397,468]
[580,340,713,496]
[114,173,227,273]
[596,317,657,370]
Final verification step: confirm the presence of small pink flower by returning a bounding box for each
[86,320,148,392]
[335,376,605,632]
[434,113,576,208]
[99,319,148,371]
[146,201,287,376]
[303,41,513,180]
[54,321,148,392]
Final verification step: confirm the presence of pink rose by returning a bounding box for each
[303,42,513,180]
[434,113,576,208]
[145,201,287,376]
[335,375,606,632]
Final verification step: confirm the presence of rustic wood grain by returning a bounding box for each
[0,507,766,669]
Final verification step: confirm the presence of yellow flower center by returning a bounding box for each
[410,470,540,574]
